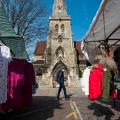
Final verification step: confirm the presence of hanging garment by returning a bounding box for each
[80,78,85,92]
[9,59,25,109]
[88,64,104,100]
[81,67,90,95]
[22,61,35,106]
[84,67,91,96]
[0,57,9,104]
[111,89,117,99]
[0,45,11,58]
[110,71,117,100]
[0,45,11,104]
[101,65,112,102]
[1,59,25,111]
[1,59,35,112]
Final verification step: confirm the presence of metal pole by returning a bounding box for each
[103,10,109,56]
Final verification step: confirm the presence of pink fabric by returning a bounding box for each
[1,59,25,111]
[88,64,104,100]
[1,59,35,112]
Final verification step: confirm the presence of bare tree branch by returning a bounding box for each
[2,0,48,45]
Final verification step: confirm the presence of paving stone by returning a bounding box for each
[71,88,120,120]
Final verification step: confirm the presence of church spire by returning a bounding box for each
[52,0,67,16]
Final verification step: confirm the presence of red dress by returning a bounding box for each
[88,64,104,100]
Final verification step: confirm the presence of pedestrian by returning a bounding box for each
[57,69,68,100]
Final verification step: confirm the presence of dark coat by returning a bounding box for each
[58,71,64,84]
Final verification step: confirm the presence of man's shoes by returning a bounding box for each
[65,96,69,100]
[57,97,61,100]
[57,97,59,100]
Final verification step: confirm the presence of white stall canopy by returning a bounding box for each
[84,0,120,49]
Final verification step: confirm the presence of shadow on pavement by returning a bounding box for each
[67,94,73,98]
[0,96,63,120]
[98,98,120,112]
[88,102,115,120]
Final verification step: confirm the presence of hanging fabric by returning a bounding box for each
[81,66,91,95]
[1,58,35,112]
[88,63,104,100]
[0,45,11,58]
[0,45,11,104]
[22,61,35,106]
[110,70,117,99]
[1,59,25,111]
[0,57,8,104]
[101,64,112,102]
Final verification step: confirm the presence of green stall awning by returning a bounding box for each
[0,37,29,60]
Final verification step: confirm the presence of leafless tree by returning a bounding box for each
[2,0,48,45]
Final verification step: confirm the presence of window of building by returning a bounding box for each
[61,24,65,32]
[55,24,59,33]
[61,24,65,35]
[56,46,64,58]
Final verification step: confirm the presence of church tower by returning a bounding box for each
[46,0,78,87]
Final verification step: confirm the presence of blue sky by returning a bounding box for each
[42,0,102,40]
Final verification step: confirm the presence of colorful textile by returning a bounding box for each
[1,59,25,111]
[88,64,104,100]
[1,59,35,111]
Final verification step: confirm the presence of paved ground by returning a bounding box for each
[0,88,120,120]
[71,88,120,120]
[0,88,79,120]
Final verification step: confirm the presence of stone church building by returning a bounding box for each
[34,0,86,87]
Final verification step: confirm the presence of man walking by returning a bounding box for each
[57,69,68,100]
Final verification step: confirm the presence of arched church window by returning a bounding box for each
[61,24,65,35]
[56,46,64,58]
[55,24,58,33]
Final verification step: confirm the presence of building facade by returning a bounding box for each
[34,0,85,87]
[34,0,120,88]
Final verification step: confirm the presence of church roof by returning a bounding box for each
[34,41,47,55]
[34,40,105,59]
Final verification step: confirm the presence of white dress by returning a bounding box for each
[81,67,90,95]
